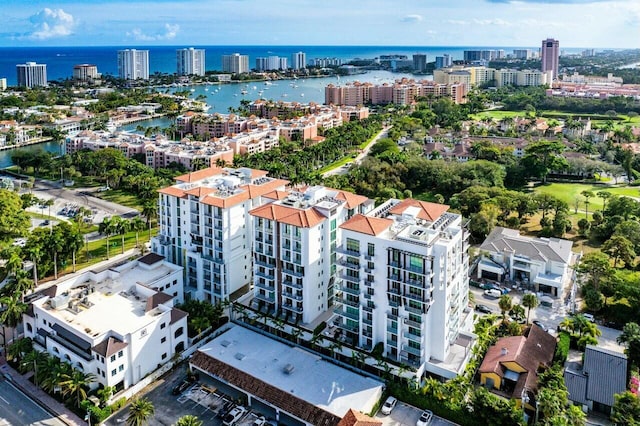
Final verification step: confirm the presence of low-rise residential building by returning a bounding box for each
[190,325,384,426]
[564,345,628,415]
[477,227,575,299]
[152,167,289,303]
[336,198,475,378]
[23,254,187,391]
[479,325,557,412]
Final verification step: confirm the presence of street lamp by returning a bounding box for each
[84,411,91,426]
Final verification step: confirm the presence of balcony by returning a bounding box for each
[387,324,398,333]
[401,344,423,357]
[405,304,424,315]
[334,305,359,321]
[386,338,398,347]
[364,254,374,261]
[282,268,304,278]
[337,321,359,332]
[254,281,275,291]
[364,278,375,287]
[362,316,373,325]
[254,258,276,269]
[254,293,276,304]
[282,280,303,290]
[403,330,422,341]
[386,310,398,319]
[338,259,360,270]
[389,260,400,268]
[282,292,303,301]
[340,273,361,285]
[405,278,425,288]
[255,270,275,280]
[404,317,422,328]
[387,287,401,296]
[337,247,361,257]
[341,285,360,296]
[282,304,303,314]
[404,292,426,303]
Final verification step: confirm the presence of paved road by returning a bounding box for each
[0,378,67,426]
[323,126,391,177]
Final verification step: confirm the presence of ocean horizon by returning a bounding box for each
[0,44,589,86]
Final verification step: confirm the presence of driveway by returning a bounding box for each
[0,378,67,426]
[323,126,391,177]
[375,401,458,426]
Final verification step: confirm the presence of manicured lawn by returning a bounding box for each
[94,189,143,210]
[471,110,526,120]
[531,182,640,215]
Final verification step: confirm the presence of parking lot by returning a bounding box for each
[374,400,458,426]
[105,365,271,426]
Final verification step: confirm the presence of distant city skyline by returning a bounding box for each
[0,0,638,48]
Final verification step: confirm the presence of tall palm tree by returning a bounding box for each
[7,337,33,363]
[0,290,27,349]
[20,350,48,386]
[174,415,203,426]
[25,244,42,287]
[498,294,513,322]
[59,369,96,408]
[114,216,130,254]
[99,217,116,260]
[13,270,35,302]
[522,293,539,325]
[130,216,146,249]
[127,397,155,426]
[141,202,158,240]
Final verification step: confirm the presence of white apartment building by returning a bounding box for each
[23,254,187,391]
[222,54,249,74]
[336,199,475,378]
[152,167,289,303]
[177,48,206,76]
[291,52,307,70]
[249,186,374,324]
[118,49,149,80]
[16,62,47,88]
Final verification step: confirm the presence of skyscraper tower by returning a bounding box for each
[177,48,206,76]
[16,62,47,88]
[541,38,559,80]
[118,49,149,80]
[291,52,306,70]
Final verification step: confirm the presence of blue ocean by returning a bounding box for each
[0,45,560,85]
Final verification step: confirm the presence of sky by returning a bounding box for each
[1,0,639,48]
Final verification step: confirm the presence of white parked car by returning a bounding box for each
[582,313,595,323]
[223,406,247,426]
[381,396,397,415]
[416,409,433,426]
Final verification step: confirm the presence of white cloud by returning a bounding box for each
[28,8,75,40]
[472,18,513,26]
[446,19,469,25]
[126,23,179,41]
[401,14,423,22]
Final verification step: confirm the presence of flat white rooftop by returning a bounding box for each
[197,326,383,418]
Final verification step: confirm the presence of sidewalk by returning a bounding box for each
[0,357,85,426]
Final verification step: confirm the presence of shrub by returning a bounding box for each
[555,331,570,363]
[110,397,127,412]
[371,342,384,359]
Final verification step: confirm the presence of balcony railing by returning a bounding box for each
[282,304,303,313]
[403,330,422,341]
[254,293,276,304]
[333,305,359,321]
[282,280,303,290]
[254,281,275,291]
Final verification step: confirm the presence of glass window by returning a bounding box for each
[346,238,360,253]
[110,355,116,362]
[367,243,375,256]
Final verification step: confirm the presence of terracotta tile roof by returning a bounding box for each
[249,203,326,228]
[340,214,392,236]
[92,336,128,358]
[174,167,224,183]
[158,186,186,198]
[337,409,382,426]
[184,186,217,197]
[170,308,188,325]
[263,190,289,200]
[201,191,250,209]
[330,189,369,209]
[389,199,449,221]
[244,179,290,199]
[480,325,556,398]
[190,351,340,426]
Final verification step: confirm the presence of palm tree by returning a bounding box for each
[99,217,116,260]
[130,216,146,249]
[127,397,155,426]
[498,294,513,321]
[25,244,42,287]
[174,415,203,426]
[113,216,130,254]
[42,199,54,223]
[0,290,27,349]
[581,190,594,218]
[522,293,539,325]
[46,228,64,280]
[20,349,48,386]
[59,369,96,408]
[141,202,158,240]
[13,270,35,301]
[7,337,33,363]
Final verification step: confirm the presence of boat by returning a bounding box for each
[281,93,288,98]
[252,86,257,90]
[241,90,248,95]
[300,93,304,97]
[190,88,195,92]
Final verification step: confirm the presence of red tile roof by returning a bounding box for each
[158,186,186,198]
[263,190,290,200]
[340,214,392,236]
[337,409,382,426]
[174,167,225,183]
[250,203,326,228]
[389,199,449,221]
[92,336,128,358]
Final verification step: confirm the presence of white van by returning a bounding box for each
[484,289,502,298]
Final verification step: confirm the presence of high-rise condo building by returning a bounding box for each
[73,64,99,82]
[16,62,47,88]
[513,49,533,60]
[222,54,249,74]
[177,48,206,76]
[336,199,474,377]
[249,185,374,324]
[541,38,560,79]
[435,54,453,69]
[291,52,307,70]
[255,56,286,71]
[152,167,289,303]
[117,49,149,80]
[412,54,427,73]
